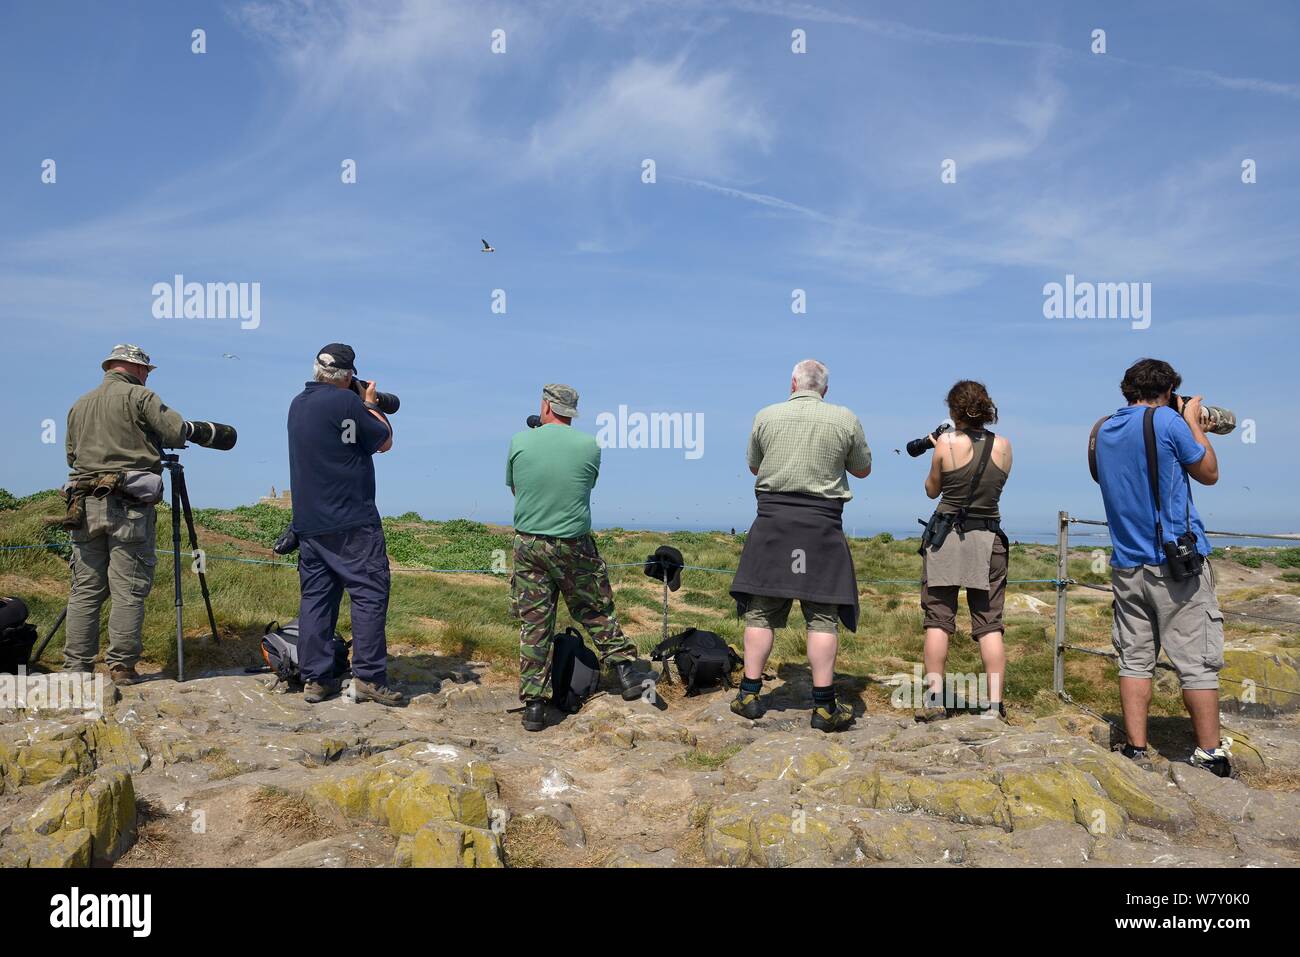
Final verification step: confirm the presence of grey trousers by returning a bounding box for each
[64,495,158,671]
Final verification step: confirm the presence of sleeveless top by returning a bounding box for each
[935,430,1008,521]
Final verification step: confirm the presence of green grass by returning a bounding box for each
[673,744,744,770]
[1219,547,1300,569]
[0,486,1279,721]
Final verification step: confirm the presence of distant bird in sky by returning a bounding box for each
[222,353,239,360]
[481,239,495,253]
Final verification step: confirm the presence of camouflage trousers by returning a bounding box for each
[511,532,636,702]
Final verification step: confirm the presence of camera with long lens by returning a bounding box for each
[350,377,400,415]
[905,419,954,457]
[1172,394,1235,435]
[526,414,542,429]
[184,421,238,451]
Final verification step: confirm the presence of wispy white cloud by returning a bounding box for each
[664,175,830,221]
[728,0,1300,100]
[525,58,770,178]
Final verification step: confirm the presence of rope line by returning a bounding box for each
[1067,517,1300,542]
[0,542,1073,586]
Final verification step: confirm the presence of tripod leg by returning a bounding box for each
[170,464,185,682]
[660,577,674,684]
[29,606,68,666]
[175,467,220,643]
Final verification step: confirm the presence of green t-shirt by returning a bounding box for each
[506,424,601,537]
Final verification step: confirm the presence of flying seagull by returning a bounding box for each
[222,353,240,360]
[481,239,495,253]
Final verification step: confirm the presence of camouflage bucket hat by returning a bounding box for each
[542,383,579,418]
[101,343,157,372]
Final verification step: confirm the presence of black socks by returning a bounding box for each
[740,676,763,696]
[812,684,836,709]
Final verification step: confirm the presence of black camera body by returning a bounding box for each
[273,527,300,556]
[906,420,953,457]
[350,378,400,415]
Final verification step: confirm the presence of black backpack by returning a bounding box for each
[0,597,37,674]
[551,627,601,713]
[260,619,350,686]
[651,628,743,695]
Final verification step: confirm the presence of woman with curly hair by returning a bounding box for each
[915,380,1013,721]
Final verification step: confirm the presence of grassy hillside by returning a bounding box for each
[3,488,1295,720]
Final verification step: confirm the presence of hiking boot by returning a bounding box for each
[730,689,765,720]
[522,700,547,732]
[614,660,658,701]
[1118,743,1155,772]
[1190,740,1233,778]
[303,678,342,704]
[913,706,948,723]
[353,679,404,707]
[811,700,854,733]
[552,691,583,715]
[108,665,140,686]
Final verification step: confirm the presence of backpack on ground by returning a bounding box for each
[259,619,350,687]
[0,596,38,674]
[551,627,601,713]
[651,628,743,695]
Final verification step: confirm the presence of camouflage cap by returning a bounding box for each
[101,344,157,372]
[542,383,579,418]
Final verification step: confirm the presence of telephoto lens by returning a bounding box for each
[526,415,542,429]
[185,421,238,450]
[906,420,954,457]
[1173,395,1236,435]
[351,378,400,415]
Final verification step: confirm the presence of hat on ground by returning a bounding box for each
[543,383,580,418]
[316,343,357,372]
[644,545,685,592]
[101,344,157,372]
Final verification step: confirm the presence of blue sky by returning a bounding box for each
[2,0,1297,538]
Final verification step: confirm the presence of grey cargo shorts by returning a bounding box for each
[1110,559,1223,690]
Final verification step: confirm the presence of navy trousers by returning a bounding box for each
[297,522,390,684]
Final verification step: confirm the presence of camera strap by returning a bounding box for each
[1087,416,1110,483]
[955,429,995,531]
[1141,406,1166,553]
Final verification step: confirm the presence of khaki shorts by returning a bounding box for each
[1111,559,1223,690]
[921,536,1008,639]
[743,594,840,634]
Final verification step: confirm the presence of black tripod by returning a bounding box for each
[161,453,219,682]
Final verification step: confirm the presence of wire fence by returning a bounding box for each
[1052,511,1300,703]
[0,541,1064,586]
[8,518,1300,702]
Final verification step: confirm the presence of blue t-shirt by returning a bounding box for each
[287,382,391,537]
[1095,404,1209,569]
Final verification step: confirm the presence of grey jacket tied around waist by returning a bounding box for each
[923,528,997,590]
[730,492,859,633]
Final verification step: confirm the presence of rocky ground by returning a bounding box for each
[2,657,1298,868]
